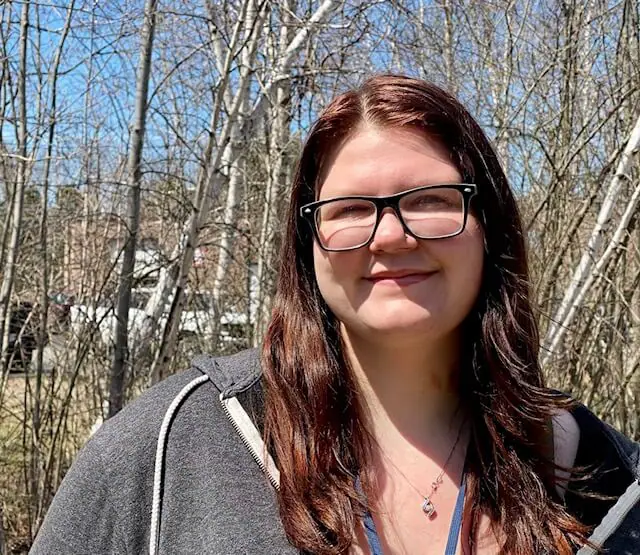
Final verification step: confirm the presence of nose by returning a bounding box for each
[369,207,417,252]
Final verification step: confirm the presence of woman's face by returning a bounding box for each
[313,126,485,343]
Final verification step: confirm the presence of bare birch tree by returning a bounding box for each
[145,0,341,382]
[541,115,640,365]
[0,0,29,380]
[28,0,76,537]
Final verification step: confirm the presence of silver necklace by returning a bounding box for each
[377,418,467,518]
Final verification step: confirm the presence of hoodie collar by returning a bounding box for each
[193,348,261,399]
[571,402,639,480]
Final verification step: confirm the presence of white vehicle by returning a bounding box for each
[70,302,150,349]
[131,289,216,339]
[70,290,247,350]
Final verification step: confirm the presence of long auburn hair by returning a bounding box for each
[262,75,589,554]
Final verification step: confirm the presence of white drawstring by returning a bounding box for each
[149,374,209,555]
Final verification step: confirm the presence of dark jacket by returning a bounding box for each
[31,349,640,554]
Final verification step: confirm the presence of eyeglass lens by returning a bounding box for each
[315,187,465,250]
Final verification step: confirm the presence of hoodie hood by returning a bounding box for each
[193,349,262,399]
[571,402,639,481]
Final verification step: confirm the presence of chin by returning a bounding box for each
[353,302,443,338]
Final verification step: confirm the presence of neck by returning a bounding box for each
[342,325,465,455]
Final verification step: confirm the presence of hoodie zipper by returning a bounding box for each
[219,393,281,491]
[220,391,339,548]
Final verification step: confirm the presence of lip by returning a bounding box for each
[365,270,437,285]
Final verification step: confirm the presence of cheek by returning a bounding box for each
[439,220,485,299]
[312,245,362,309]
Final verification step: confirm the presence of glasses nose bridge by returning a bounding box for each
[374,195,404,222]
[371,195,408,237]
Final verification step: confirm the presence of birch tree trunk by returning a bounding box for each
[251,0,295,344]
[146,0,259,382]
[253,79,292,345]
[0,6,13,273]
[132,0,254,363]
[631,222,640,437]
[442,0,455,92]
[209,152,245,320]
[108,0,158,417]
[207,0,267,345]
[541,114,640,366]
[140,0,339,380]
[0,0,29,377]
[30,0,75,535]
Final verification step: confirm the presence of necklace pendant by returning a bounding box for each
[422,497,436,518]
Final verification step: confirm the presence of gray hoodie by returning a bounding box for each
[31,349,640,554]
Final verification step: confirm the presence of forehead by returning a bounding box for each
[318,126,462,200]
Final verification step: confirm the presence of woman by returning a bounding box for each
[32,75,639,554]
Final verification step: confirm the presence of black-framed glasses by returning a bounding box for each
[300,184,477,252]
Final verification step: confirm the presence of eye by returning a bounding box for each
[410,193,449,208]
[403,189,460,211]
[320,200,374,220]
[336,203,370,216]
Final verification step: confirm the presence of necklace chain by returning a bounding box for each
[377,416,467,518]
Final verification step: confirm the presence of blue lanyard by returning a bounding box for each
[361,475,466,555]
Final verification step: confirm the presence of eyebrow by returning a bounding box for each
[317,182,466,201]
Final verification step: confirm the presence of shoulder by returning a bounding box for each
[547,393,639,479]
[552,408,581,469]
[81,365,245,494]
[63,367,219,479]
[559,401,640,551]
[568,400,639,477]
[85,368,219,465]
[32,368,224,554]
[550,408,580,499]
[44,347,263,512]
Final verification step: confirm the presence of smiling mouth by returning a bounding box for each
[365,271,437,285]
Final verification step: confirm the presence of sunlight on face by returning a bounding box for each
[313,126,485,345]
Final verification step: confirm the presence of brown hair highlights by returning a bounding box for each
[262,75,589,554]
